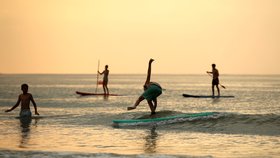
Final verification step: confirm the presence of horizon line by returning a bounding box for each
[1,73,280,75]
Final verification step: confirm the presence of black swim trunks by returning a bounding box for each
[212,78,219,85]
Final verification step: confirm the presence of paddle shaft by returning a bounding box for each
[95,60,100,93]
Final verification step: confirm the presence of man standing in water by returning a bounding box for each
[127,59,162,115]
[5,84,39,117]
[207,64,220,97]
[98,65,109,95]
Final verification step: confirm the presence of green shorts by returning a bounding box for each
[142,84,162,101]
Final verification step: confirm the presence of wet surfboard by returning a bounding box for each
[113,112,217,124]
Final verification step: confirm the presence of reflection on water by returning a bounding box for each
[212,98,220,104]
[144,127,158,154]
[103,95,109,100]
[19,117,38,148]
[19,117,31,148]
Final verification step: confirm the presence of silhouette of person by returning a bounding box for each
[98,65,109,95]
[5,84,39,117]
[207,64,220,96]
[127,59,162,115]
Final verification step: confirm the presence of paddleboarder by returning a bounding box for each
[98,65,109,95]
[127,59,162,115]
[207,64,220,97]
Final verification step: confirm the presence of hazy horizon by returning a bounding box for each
[1,72,279,75]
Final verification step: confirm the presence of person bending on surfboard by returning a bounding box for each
[5,84,39,118]
[207,64,220,97]
[127,59,162,115]
[98,65,109,95]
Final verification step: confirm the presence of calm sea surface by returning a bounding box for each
[0,74,279,158]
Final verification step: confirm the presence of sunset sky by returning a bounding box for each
[1,0,279,74]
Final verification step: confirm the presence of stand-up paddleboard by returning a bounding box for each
[183,94,234,98]
[113,112,217,124]
[76,91,120,96]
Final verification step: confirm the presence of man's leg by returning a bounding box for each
[102,85,106,94]
[105,84,109,94]
[128,96,145,110]
[216,85,220,96]
[152,99,157,112]
[147,100,155,115]
[212,84,215,96]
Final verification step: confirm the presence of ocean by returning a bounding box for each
[0,74,279,158]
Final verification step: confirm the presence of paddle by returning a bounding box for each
[220,84,226,89]
[95,60,100,93]
[206,72,226,89]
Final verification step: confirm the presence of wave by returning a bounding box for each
[0,150,210,158]
[114,112,280,136]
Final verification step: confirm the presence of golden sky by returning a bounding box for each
[1,0,279,74]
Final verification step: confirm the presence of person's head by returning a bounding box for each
[105,65,108,69]
[21,84,29,93]
[212,64,216,69]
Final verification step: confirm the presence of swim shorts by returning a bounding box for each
[142,84,162,101]
[20,109,32,118]
[212,78,219,85]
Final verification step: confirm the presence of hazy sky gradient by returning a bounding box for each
[1,0,279,74]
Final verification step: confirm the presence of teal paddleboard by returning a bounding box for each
[113,112,217,124]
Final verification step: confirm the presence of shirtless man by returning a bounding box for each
[5,84,39,117]
[98,65,109,95]
[207,64,220,97]
[127,59,162,115]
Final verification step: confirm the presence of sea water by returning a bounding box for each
[0,74,279,158]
